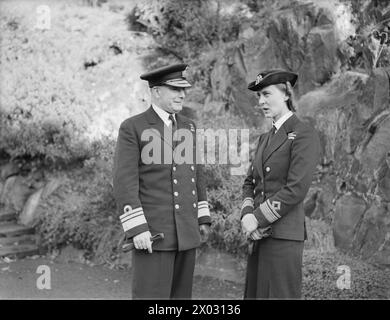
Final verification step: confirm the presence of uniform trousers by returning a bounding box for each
[132,248,196,299]
[244,237,304,299]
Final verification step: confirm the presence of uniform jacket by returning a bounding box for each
[113,106,211,251]
[241,114,320,241]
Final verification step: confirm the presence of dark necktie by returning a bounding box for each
[266,125,276,148]
[168,114,177,149]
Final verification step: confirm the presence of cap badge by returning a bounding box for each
[255,74,263,85]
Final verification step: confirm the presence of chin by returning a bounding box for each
[173,105,183,112]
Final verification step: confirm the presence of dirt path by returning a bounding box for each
[0,255,243,299]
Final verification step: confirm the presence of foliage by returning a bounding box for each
[302,249,389,299]
[0,11,95,168]
[36,139,121,263]
[128,0,245,98]
[339,0,390,71]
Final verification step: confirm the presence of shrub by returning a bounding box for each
[0,11,95,168]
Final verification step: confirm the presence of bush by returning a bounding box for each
[0,11,95,167]
[35,137,121,263]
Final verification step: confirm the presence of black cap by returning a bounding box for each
[248,69,298,91]
[140,63,191,88]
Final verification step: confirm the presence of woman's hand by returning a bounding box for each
[241,214,259,238]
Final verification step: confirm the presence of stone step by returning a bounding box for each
[0,212,17,223]
[0,244,39,258]
[0,234,38,246]
[0,223,35,237]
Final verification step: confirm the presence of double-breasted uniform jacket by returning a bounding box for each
[241,114,320,240]
[113,106,211,251]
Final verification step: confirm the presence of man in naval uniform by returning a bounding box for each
[113,64,211,299]
[240,69,320,299]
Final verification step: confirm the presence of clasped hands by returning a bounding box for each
[241,213,270,240]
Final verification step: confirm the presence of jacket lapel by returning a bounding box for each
[254,133,268,181]
[262,114,299,163]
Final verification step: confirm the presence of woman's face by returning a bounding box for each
[256,84,289,121]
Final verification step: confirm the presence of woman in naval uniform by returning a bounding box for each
[240,69,320,299]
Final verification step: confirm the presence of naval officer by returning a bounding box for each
[240,69,320,299]
[113,63,211,299]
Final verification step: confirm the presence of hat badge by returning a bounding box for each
[255,74,263,85]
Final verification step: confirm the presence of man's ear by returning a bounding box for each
[152,86,160,98]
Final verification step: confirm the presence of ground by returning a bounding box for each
[1,248,389,299]
[0,255,243,299]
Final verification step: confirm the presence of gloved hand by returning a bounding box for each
[241,213,259,238]
[133,231,153,253]
[199,224,210,243]
[249,226,272,240]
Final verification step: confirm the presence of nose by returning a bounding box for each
[258,94,265,105]
[179,88,186,98]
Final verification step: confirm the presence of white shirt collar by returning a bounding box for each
[152,104,176,127]
[273,111,293,132]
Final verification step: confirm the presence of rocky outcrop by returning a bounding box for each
[299,68,390,266]
[0,163,61,226]
[203,0,390,266]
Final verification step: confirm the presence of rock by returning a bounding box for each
[377,156,390,202]
[353,201,390,266]
[41,178,61,199]
[0,162,20,180]
[0,176,33,212]
[333,194,367,251]
[305,217,335,252]
[18,188,44,226]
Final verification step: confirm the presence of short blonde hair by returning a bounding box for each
[275,82,297,112]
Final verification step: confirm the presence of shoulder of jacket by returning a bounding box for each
[120,111,148,129]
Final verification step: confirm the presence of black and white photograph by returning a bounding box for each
[0,0,389,304]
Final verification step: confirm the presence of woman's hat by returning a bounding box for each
[248,69,298,91]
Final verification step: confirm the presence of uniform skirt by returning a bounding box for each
[244,237,304,299]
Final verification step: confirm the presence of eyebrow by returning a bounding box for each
[257,90,271,96]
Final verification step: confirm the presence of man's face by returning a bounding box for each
[154,85,186,114]
[256,84,288,121]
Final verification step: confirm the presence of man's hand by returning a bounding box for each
[241,214,258,238]
[199,224,210,243]
[133,231,153,253]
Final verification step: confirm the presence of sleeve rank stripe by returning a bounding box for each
[259,201,279,223]
[122,214,147,232]
[197,204,209,209]
[198,201,209,206]
[266,199,281,218]
[120,212,144,223]
[119,207,143,220]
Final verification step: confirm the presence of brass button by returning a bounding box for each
[173,166,176,171]
[192,190,196,195]
[252,179,256,184]
[191,178,195,183]
[191,165,194,171]
[193,203,196,208]
[175,204,180,209]
[251,166,254,171]
[265,167,270,172]
[173,179,178,184]
[174,192,179,197]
